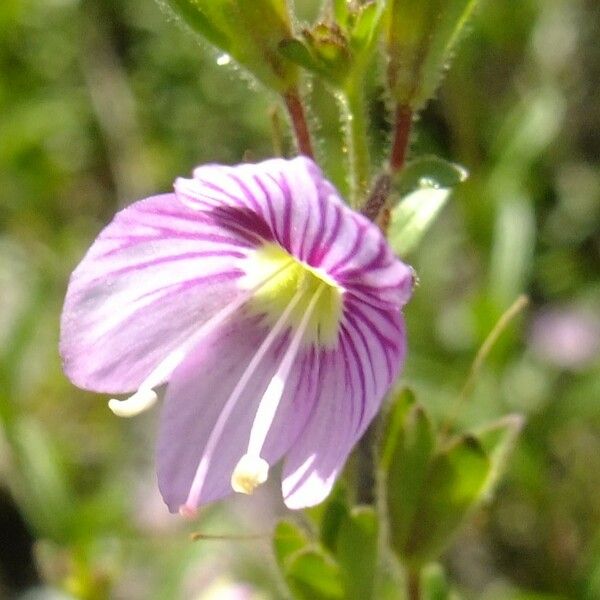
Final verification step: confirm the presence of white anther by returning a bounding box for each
[108,388,158,418]
[231,454,269,495]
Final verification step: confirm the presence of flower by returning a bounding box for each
[60,157,413,515]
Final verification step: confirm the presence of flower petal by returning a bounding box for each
[156,313,316,511]
[282,313,407,509]
[60,193,252,393]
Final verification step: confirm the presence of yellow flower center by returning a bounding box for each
[240,243,344,348]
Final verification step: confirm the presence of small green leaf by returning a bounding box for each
[162,0,298,91]
[397,155,468,196]
[402,435,490,564]
[333,0,351,28]
[278,38,321,73]
[388,185,451,256]
[337,507,379,600]
[416,0,480,108]
[274,520,310,570]
[385,0,480,109]
[379,387,417,471]
[473,414,524,499]
[165,0,230,49]
[319,484,350,553]
[383,401,436,560]
[285,546,344,600]
[422,563,451,600]
[350,2,380,48]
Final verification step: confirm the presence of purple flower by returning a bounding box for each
[60,157,413,516]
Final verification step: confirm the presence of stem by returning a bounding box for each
[441,294,529,436]
[407,567,421,600]
[361,103,413,222]
[390,104,413,173]
[361,172,391,222]
[340,82,371,207]
[269,104,284,157]
[283,88,314,158]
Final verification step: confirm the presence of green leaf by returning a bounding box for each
[274,520,310,570]
[416,0,480,108]
[388,185,451,256]
[285,546,344,600]
[337,507,379,600]
[388,156,467,256]
[319,484,350,553]
[422,563,451,600]
[379,387,417,471]
[385,0,480,109]
[278,39,321,73]
[383,398,436,560]
[402,435,490,564]
[350,2,381,49]
[162,0,298,91]
[397,155,468,196]
[165,0,230,50]
[473,414,524,499]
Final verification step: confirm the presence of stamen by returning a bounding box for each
[180,283,307,515]
[108,258,295,419]
[108,388,158,417]
[231,454,269,494]
[245,284,326,459]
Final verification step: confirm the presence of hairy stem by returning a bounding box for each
[361,103,413,222]
[340,83,371,207]
[390,104,413,173]
[283,88,314,158]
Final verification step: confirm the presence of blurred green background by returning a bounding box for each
[0,0,598,598]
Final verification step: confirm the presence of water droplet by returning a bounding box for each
[418,176,439,189]
[216,54,231,66]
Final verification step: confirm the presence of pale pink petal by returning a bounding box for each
[156,314,315,511]
[282,313,407,509]
[60,193,253,393]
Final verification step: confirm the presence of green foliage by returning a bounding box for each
[163,0,298,91]
[274,497,379,599]
[379,389,524,568]
[278,1,382,90]
[388,155,467,256]
[1,0,599,597]
[385,0,480,109]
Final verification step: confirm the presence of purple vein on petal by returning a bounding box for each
[180,283,308,515]
[109,259,298,414]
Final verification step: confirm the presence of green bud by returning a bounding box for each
[279,1,384,90]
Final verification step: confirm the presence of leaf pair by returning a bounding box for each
[274,493,379,600]
[380,389,523,567]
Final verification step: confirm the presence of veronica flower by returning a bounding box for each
[60,157,413,516]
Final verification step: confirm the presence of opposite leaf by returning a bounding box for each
[388,185,451,257]
[284,546,344,600]
[274,520,310,570]
[402,435,490,565]
[337,507,379,600]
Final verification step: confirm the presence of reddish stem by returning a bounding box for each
[390,104,413,172]
[283,89,314,158]
[407,568,421,600]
